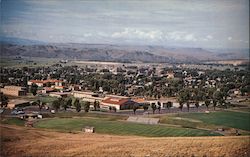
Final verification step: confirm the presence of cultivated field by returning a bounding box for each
[1,124,250,157]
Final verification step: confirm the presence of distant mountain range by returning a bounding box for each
[0,37,249,63]
[0,36,46,45]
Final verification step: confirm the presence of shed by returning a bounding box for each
[25,121,34,127]
[7,99,30,109]
[82,126,95,133]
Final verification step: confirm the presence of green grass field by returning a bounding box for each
[51,112,128,120]
[34,117,221,137]
[0,118,25,126]
[173,111,250,131]
[159,116,218,130]
[0,57,60,68]
[37,96,58,104]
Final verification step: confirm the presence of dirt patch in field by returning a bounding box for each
[1,124,250,157]
[174,117,203,123]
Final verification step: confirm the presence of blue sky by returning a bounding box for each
[0,0,249,48]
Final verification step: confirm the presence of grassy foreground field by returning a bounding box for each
[34,117,220,137]
[1,124,249,157]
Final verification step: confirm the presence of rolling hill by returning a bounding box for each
[0,38,248,63]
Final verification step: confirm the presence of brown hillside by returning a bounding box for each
[1,124,249,157]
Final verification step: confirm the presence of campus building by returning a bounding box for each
[7,99,30,109]
[28,79,63,87]
[0,86,27,96]
[101,97,136,110]
[72,91,104,102]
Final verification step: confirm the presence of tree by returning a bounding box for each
[179,102,184,111]
[195,101,199,110]
[212,100,217,110]
[93,100,100,111]
[30,83,38,96]
[151,103,157,114]
[157,101,161,113]
[193,89,205,110]
[213,91,223,110]
[52,99,61,111]
[133,104,138,114]
[60,98,71,111]
[74,99,81,112]
[83,101,90,112]
[166,101,172,110]
[186,102,190,112]
[0,92,8,107]
[61,98,68,111]
[178,88,190,112]
[205,100,210,110]
[143,103,149,111]
[37,100,45,111]
[66,98,72,108]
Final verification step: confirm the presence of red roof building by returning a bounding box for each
[101,97,135,110]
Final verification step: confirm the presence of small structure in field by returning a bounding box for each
[83,126,95,133]
[217,128,225,131]
[25,121,34,127]
[235,129,240,136]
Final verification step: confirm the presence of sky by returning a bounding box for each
[0,0,249,49]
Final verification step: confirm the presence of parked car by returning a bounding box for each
[11,110,25,115]
[0,108,5,114]
[17,110,25,114]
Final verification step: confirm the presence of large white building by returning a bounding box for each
[72,91,104,103]
[28,79,63,87]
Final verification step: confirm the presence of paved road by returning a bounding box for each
[1,105,225,118]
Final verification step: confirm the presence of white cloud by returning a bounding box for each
[228,37,232,40]
[184,34,197,41]
[206,35,213,39]
[111,28,163,40]
[111,29,200,42]
[202,35,213,41]
[165,31,197,42]
[83,33,92,37]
